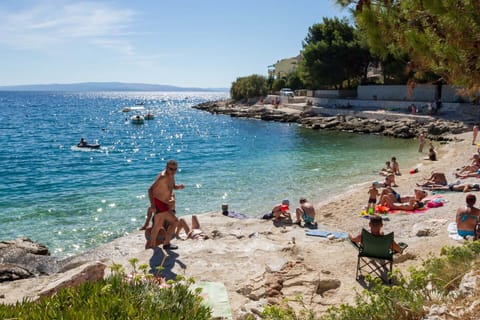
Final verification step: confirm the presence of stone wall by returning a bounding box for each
[357,84,474,103]
[358,84,436,101]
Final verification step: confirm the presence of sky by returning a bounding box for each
[0,0,348,88]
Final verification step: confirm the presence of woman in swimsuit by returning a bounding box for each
[456,194,480,238]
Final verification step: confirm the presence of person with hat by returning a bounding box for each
[272,199,292,221]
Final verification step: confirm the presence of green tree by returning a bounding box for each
[300,17,371,89]
[272,78,287,92]
[286,71,304,91]
[335,0,480,94]
[230,74,268,101]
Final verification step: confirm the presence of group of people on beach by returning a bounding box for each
[142,125,480,252]
[268,198,318,227]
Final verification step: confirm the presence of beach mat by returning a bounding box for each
[192,281,232,320]
[306,229,349,239]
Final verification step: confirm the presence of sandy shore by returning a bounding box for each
[2,130,478,319]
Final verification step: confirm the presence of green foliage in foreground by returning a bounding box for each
[260,241,480,320]
[0,260,212,320]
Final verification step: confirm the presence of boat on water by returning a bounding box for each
[77,138,100,149]
[130,115,145,124]
[77,143,101,149]
[122,105,144,113]
[144,111,154,120]
[135,101,145,106]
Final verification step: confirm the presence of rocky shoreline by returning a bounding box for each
[193,100,469,140]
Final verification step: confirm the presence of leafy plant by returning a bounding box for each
[0,260,212,320]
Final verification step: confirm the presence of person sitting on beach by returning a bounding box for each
[384,173,398,187]
[427,182,480,192]
[425,145,437,161]
[416,171,448,188]
[175,215,208,240]
[295,197,317,226]
[379,161,393,176]
[349,214,404,253]
[391,157,401,175]
[455,194,480,238]
[272,199,292,221]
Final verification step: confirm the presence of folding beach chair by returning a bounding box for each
[351,229,407,283]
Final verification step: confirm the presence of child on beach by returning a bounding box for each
[367,182,380,214]
[391,157,401,175]
[379,161,392,176]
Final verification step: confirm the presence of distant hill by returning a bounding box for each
[0,82,229,92]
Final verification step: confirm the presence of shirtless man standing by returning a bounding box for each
[146,160,185,250]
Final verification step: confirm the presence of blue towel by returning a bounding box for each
[223,211,250,220]
[306,229,349,239]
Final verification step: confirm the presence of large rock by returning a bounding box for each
[0,237,62,281]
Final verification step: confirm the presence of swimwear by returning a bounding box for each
[392,190,401,202]
[415,201,425,209]
[473,184,480,190]
[302,213,315,224]
[458,214,479,223]
[458,230,475,237]
[448,183,455,191]
[154,198,169,213]
[368,198,376,204]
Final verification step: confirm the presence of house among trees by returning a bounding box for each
[268,55,302,80]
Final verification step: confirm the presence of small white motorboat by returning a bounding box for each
[130,115,145,124]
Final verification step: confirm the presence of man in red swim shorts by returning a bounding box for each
[146,159,185,250]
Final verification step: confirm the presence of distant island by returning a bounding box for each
[0,82,229,92]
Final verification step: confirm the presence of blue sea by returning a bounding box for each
[0,91,420,257]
